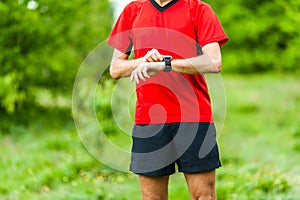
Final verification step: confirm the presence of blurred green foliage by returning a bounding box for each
[207,0,300,73]
[0,0,299,114]
[1,74,300,199]
[0,0,112,114]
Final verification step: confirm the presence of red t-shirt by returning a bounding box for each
[107,0,228,124]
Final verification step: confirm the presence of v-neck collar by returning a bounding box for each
[150,0,179,12]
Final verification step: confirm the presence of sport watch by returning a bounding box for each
[163,56,172,72]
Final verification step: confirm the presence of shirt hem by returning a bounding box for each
[134,117,214,125]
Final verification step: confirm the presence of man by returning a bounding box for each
[107,0,228,199]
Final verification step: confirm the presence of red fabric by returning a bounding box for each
[107,0,228,124]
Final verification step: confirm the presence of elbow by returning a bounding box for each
[213,60,222,73]
[110,70,121,80]
[110,65,121,80]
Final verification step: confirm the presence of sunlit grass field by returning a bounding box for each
[1,73,300,199]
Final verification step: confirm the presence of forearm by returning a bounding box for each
[172,42,222,74]
[110,42,222,82]
[110,48,165,80]
[110,57,144,79]
[172,54,221,74]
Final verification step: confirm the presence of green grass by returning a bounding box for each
[217,73,300,199]
[1,73,300,199]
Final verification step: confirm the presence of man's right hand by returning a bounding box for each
[143,49,164,62]
[110,48,165,81]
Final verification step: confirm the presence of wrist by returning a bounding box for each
[138,57,146,63]
[171,59,176,70]
[148,62,165,72]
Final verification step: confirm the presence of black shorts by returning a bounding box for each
[130,122,221,177]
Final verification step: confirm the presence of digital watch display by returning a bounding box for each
[163,56,172,72]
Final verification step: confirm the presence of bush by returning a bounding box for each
[0,0,113,114]
[206,0,300,73]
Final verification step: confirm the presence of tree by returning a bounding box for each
[0,0,113,114]
[205,0,300,73]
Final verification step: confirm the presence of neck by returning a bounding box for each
[154,0,173,7]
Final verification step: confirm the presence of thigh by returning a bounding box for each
[184,170,216,200]
[139,175,169,200]
[176,122,221,173]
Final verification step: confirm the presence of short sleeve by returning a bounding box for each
[106,4,133,54]
[193,3,228,47]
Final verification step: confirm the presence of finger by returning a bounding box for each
[146,56,155,62]
[130,71,134,82]
[159,55,164,61]
[133,72,139,84]
[152,48,159,55]
[154,52,164,62]
[138,70,145,81]
[142,66,150,78]
[145,49,158,61]
[143,51,151,62]
[130,68,137,81]
[148,53,161,62]
[150,48,157,54]
[150,54,159,61]
[145,51,151,57]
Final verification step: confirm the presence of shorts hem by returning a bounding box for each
[178,164,221,174]
[131,170,176,177]
[178,155,222,174]
[130,164,176,177]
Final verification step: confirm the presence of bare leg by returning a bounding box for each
[184,170,216,200]
[138,175,170,200]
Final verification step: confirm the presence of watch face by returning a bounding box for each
[163,56,172,72]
